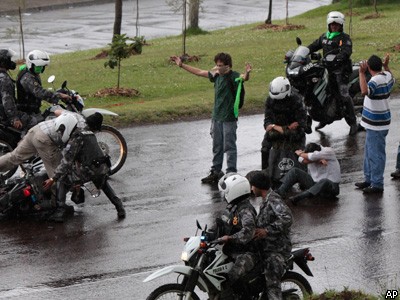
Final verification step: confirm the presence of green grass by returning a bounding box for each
[12,2,400,127]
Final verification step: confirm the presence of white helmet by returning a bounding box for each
[269,76,291,100]
[26,50,50,69]
[218,174,250,204]
[327,11,345,27]
[54,114,78,144]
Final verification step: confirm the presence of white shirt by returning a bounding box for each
[306,146,341,183]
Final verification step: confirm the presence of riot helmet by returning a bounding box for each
[26,50,50,74]
[0,48,17,70]
[218,174,251,204]
[269,76,291,100]
[54,113,78,143]
[327,11,345,31]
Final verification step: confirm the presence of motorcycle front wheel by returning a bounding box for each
[146,283,200,300]
[281,271,312,300]
[95,125,127,175]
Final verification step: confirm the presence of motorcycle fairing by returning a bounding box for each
[82,108,118,117]
[203,250,234,291]
[143,265,209,292]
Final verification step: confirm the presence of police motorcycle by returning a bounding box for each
[0,157,57,219]
[284,37,364,129]
[46,75,127,176]
[0,156,101,219]
[0,77,128,180]
[144,220,314,300]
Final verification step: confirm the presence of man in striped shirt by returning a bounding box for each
[355,54,394,193]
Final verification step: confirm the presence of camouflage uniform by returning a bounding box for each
[52,127,125,215]
[261,90,307,170]
[256,190,293,300]
[0,70,36,129]
[217,198,258,286]
[16,68,59,117]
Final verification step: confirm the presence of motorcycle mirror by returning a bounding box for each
[296,37,302,46]
[47,75,55,83]
[61,80,67,89]
[196,220,202,230]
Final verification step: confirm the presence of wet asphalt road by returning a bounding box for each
[1,98,400,299]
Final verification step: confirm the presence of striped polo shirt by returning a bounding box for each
[360,71,395,131]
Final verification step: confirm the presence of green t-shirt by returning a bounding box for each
[208,70,240,122]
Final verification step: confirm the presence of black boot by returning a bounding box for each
[102,181,126,219]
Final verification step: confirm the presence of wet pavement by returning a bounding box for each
[1,98,400,299]
[0,0,330,55]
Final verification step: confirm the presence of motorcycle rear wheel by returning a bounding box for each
[281,271,312,300]
[95,125,127,175]
[146,283,200,300]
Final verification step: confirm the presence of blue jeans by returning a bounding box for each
[210,119,237,173]
[396,143,400,170]
[363,129,388,188]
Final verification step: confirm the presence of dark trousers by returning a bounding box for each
[277,167,339,198]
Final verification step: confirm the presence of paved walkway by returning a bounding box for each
[0,0,113,14]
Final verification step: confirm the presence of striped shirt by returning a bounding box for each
[360,71,394,131]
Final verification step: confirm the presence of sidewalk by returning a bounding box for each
[0,0,113,15]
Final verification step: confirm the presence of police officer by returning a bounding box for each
[261,76,307,170]
[43,113,126,222]
[247,170,293,300]
[215,173,258,299]
[16,50,70,121]
[0,48,36,131]
[307,11,358,136]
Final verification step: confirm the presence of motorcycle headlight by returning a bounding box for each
[181,251,189,262]
[287,68,299,76]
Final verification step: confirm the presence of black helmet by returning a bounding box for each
[0,49,17,70]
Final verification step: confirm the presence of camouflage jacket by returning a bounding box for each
[53,128,109,187]
[0,70,20,124]
[256,190,293,257]
[219,197,257,253]
[16,68,58,114]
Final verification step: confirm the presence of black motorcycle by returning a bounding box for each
[0,157,55,219]
[285,37,365,129]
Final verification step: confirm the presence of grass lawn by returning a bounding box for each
[12,2,399,127]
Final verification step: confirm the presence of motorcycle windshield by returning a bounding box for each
[288,46,310,69]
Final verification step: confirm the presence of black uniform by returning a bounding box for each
[308,31,357,129]
[261,90,307,170]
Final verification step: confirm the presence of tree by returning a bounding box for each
[113,0,123,37]
[188,0,200,29]
[104,34,144,89]
[166,0,202,30]
[265,0,272,24]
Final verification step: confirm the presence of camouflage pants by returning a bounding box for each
[228,252,258,283]
[262,252,287,300]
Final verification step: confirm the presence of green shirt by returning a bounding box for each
[208,70,240,122]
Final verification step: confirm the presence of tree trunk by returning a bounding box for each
[113,0,123,37]
[265,0,272,24]
[285,0,289,25]
[117,57,121,89]
[188,0,200,29]
[182,0,187,54]
[135,0,140,37]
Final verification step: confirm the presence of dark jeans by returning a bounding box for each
[277,167,340,198]
[210,119,238,173]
